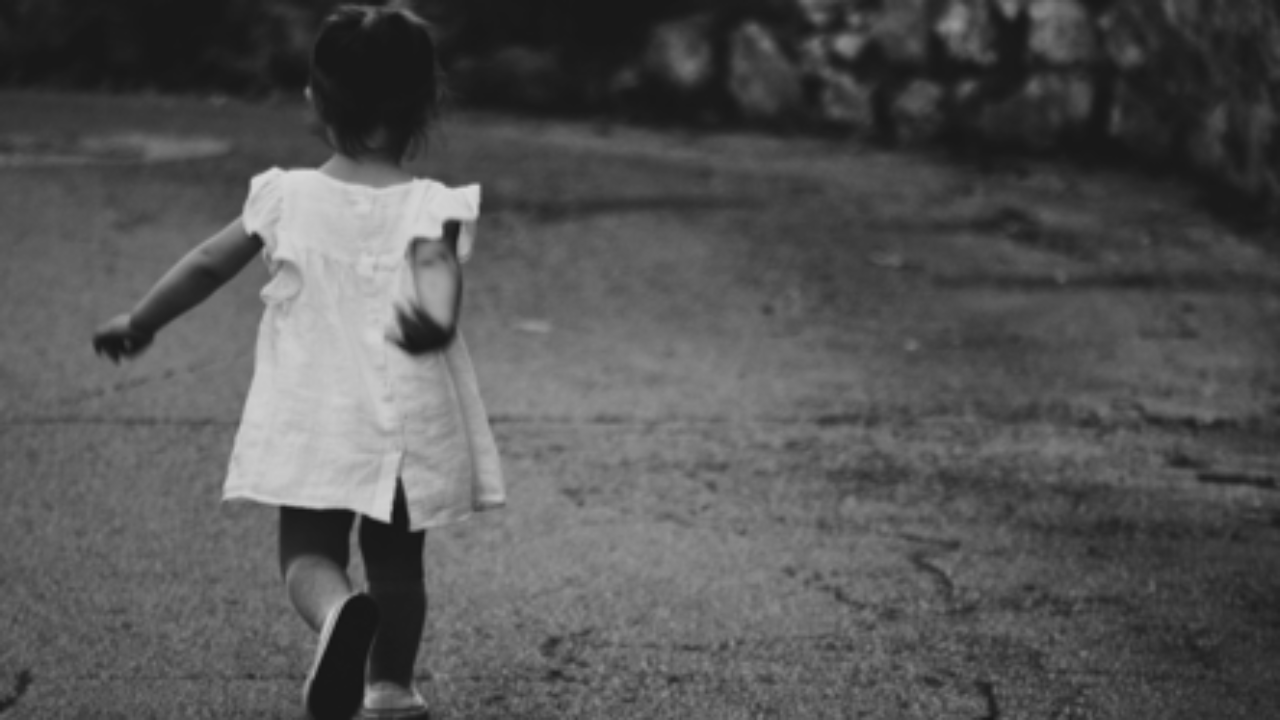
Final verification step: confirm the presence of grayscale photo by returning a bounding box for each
[1,0,1278,718]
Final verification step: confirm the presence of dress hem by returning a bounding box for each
[221,490,504,531]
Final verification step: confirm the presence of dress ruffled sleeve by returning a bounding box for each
[409,183,481,263]
[242,168,285,254]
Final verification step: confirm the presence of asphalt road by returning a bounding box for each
[2,93,1279,719]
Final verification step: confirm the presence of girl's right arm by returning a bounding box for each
[93,219,263,362]
[393,221,463,355]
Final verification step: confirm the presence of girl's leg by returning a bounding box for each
[278,506,356,632]
[280,506,381,720]
[359,484,427,687]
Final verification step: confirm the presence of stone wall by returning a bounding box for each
[18,0,1267,203]
[607,0,1280,204]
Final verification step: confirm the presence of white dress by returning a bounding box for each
[223,168,505,530]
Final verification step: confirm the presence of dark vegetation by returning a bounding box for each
[4,1,1277,124]
[0,0,735,96]
[0,0,320,92]
[2,1,1279,218]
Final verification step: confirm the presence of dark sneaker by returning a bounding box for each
[303,593,381,720]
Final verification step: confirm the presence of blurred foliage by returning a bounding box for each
[0,0,315,91]
[420,0,790,113]
[432,0,689,60]
[1112,0,1280,121]
[0,0,787,95]
[3,0,1277,144]
[1106,0,1280,196]
[429,0,794,57]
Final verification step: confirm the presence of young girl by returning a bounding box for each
[92,6,505,719]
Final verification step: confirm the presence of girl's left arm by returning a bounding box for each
[93,219,263,362]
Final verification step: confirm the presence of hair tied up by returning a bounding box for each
[308,4,445,160]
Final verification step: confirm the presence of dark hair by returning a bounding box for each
[309,4,444,160]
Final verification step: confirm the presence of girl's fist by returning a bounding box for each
[392,304,455,356]
[93,314,154,363]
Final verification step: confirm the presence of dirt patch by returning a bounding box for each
[0,132,231,167]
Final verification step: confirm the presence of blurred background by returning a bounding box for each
[3,0,1279,210]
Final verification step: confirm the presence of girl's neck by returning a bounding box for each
[319,153,413,189]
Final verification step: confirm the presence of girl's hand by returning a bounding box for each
[392,304,455,356]
[92,314,155,363]
[395,225,463,356]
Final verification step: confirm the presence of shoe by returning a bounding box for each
[303,593,381,720]
[358,682,430,719]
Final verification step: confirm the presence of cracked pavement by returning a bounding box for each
[2,93,1279,718]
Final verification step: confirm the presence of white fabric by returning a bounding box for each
[224,168,505,530]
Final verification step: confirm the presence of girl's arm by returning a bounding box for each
[394,221,463,355]
[93,219,263,362]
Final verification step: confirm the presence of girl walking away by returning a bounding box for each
[92,5,505,719]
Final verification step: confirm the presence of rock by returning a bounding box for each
[1027,0,1098,66]
[796,0,845,29]
[610,16,721,122]
[892,79,948,143]
[1097,9,1146,70]
[728,22,804,122]
[869,0,933,67]
[978,72,1094,148]
[841,7,875,33]
[818,71,876,131]
[935,0,998,66]
[828,29,873,65]
[798,35,830,76]
[798,30,876,132]
[642,15,717,94]
[992,0,1028,19]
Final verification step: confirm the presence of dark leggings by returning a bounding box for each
[278,484,425,584]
